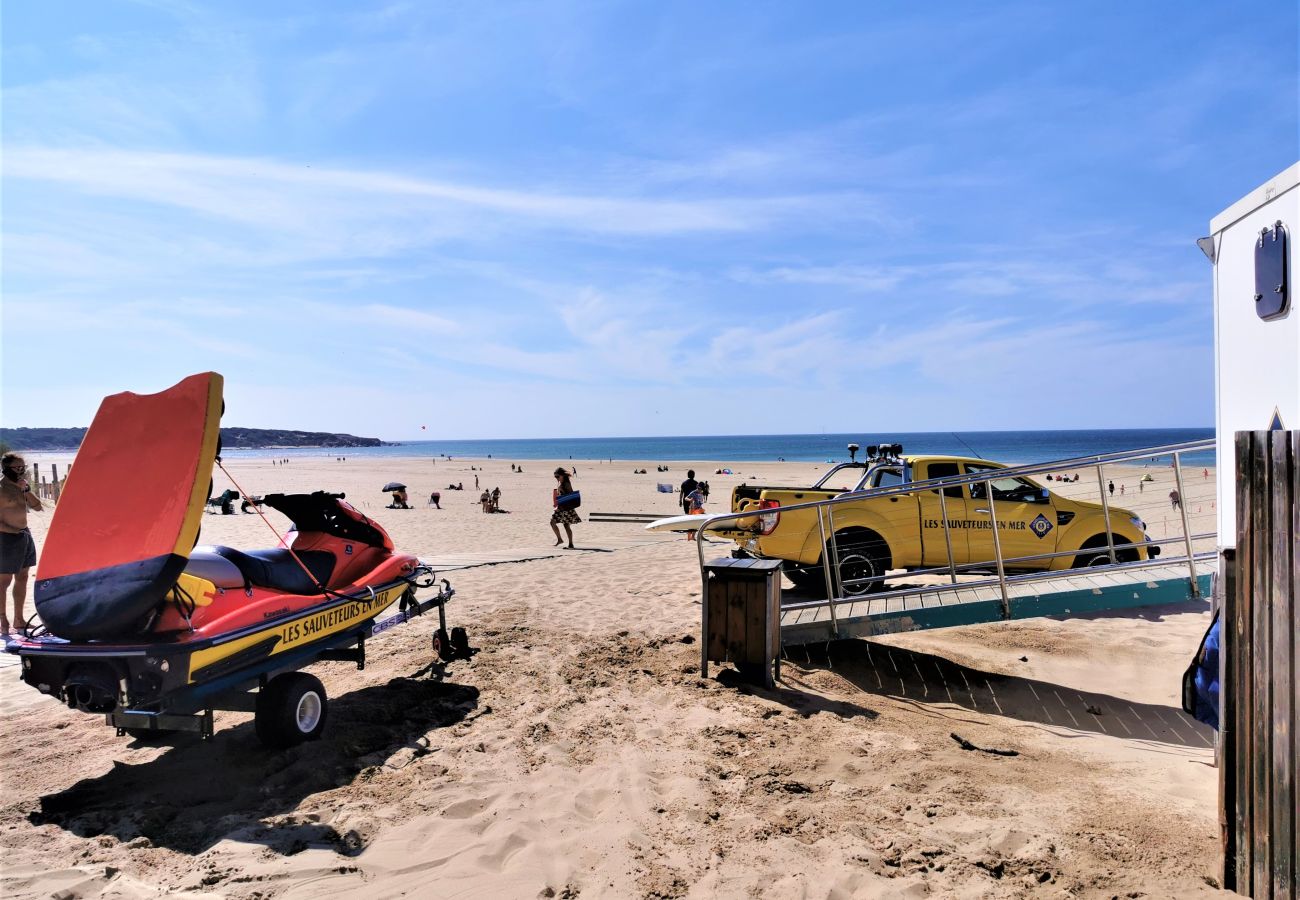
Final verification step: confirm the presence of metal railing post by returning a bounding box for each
[982,480,1011,619]
[937,488,959,584]
[1171,452,1201,598]
[698,523,710,678]
[821,505,841,636]
[1095,462,1117,564]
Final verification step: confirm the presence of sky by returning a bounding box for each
[2,1,1296,441]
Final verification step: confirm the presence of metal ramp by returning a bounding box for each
[781,559,1213,645]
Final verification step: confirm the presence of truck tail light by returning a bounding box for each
[759,500,780,535]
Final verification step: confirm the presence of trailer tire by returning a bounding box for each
[433,628,457,661]
[255,673,328,749]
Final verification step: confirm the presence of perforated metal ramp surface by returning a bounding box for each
[780,559,1215,645]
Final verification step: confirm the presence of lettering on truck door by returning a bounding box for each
[964,463,1059,571]
[917,461,970,569]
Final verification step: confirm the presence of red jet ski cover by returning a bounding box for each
[35,372,223,640]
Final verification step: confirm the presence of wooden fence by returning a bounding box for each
[1221,430,1297,897]
[28,463,69,502]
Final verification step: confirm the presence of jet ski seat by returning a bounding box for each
[198,546,336,595]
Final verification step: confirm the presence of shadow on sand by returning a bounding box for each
[787,639,1211,750]
[30,675,480,857]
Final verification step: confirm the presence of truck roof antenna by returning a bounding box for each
[951,432,985,460]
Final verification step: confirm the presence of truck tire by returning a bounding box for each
[1072,537,1139,570]
[828,531,889,596]
[255,672,328,749]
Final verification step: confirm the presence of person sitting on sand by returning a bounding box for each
[550,468,580,548]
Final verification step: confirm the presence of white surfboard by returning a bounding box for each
[644,513,715,533]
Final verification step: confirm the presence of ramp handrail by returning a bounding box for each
[694,438,1215,668]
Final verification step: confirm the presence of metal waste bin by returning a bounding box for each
[702,557,782,688]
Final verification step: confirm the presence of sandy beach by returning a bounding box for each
[0,454,1225,898]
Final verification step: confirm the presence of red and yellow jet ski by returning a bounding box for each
[8,372,461,747]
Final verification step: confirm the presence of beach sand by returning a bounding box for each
[0,455,1226,898]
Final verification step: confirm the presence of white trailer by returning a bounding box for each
[1207,161,1299,547]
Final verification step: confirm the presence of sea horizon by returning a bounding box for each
[210,426,1216,466]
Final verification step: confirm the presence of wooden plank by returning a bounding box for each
[1293,431,1300,900]
[725,578,746,665]
[706,575,727,664]
[1270,432,1296,899]
[745,580,767,667]
[1249,433,1272,898]
[1217,548,1237,889]
[1232,431,1254,893]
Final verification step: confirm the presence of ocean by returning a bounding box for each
[223,428,1216,466]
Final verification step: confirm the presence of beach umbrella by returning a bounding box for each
[381,481,407,492]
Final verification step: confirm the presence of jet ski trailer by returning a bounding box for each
[9,567,462,747]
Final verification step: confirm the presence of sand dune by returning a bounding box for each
[0,456,1225,898]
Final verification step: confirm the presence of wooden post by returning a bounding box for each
[1222,430,1297,898]
[51,464,60,501]
[31,464,40,498]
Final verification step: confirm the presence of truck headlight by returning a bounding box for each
[1129,516,1145,530]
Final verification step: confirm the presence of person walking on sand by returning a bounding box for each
[1107,479,1114,497]
[491,486,501,512]
[1169,489,1181,510]
[550,468,580,548]
[0,453,43,636]
[680,469,699,515]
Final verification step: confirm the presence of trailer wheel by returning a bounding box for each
[450,627,470,659]
[433,628,454,661]
[255,673,328,749]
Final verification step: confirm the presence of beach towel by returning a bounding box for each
[656,483,673,493]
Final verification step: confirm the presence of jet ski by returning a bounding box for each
[7,372,461,747]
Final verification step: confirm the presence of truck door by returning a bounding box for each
[964,463,1058,571]
[916,461,969,568]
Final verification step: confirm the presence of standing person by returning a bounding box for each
[680,469,699,515]
[480,489,492,513]
[684,483,706,542]
[474,474,480,490]
[1169,489,1181,510]
[1107,479,1115,497]
[429,491,441,509]
[550,467,580,548]
[491,486,501,512]
[0,453,43,636]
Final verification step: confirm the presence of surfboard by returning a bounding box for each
[36,372,224,640]
[644,513,716,533]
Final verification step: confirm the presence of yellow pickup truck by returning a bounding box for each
[724,445,1158,594]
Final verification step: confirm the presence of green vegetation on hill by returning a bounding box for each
[0,426,387,451]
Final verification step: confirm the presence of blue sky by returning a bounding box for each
[2,1,1296,440]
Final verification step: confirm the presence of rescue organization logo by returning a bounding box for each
[1029,514,1054,539]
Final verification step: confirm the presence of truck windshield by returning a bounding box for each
[811,462,867,491]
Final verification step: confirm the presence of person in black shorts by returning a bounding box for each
[0,453,43,636]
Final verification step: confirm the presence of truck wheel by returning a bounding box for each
[255,673,328,749]
[829,533,888,596]
[1073,538,1139,570]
